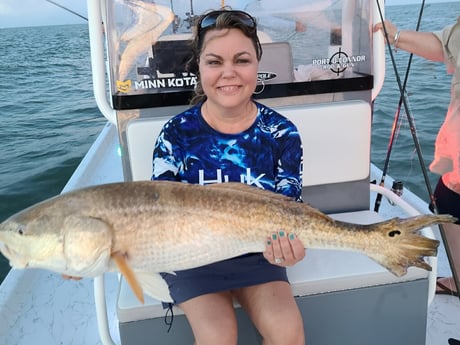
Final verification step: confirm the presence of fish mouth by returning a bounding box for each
[0,243,28,269]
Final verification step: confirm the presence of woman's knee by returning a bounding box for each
[235,282,305,345]
[180,292,238,345]
[262,308,305,345]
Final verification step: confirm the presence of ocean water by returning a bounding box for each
[0,25,106,281]
[0,2,458,283]
[371,1,459,202]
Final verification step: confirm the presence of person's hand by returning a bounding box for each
[295,21,307,33]
[263,231,306,266]
[373,20,398,45]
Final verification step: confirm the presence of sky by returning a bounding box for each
[0,0,88,28]
[0,0,453,29]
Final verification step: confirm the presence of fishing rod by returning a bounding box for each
[44,0,88,21]
[373,1,425,213]
[170,0,180,33]
[375,0,460,301]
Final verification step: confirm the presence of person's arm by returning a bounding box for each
[274,127,303,200]
[264,122,305,266]
[374,20,445,62]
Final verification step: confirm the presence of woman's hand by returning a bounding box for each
[263,231,306,266]
[373,20,398,45]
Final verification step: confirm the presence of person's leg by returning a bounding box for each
[434,176,460,223]
[234,281,305,345]
[433,176,460,295]
[179,291,238,345]
[437,221,460,295]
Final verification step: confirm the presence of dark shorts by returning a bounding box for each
[432,177,460,223]
[161,253,288,305]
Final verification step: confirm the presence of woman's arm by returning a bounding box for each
[374,20,445,62]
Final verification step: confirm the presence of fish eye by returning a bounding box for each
[18,226,25,235]
[388,230,401,237]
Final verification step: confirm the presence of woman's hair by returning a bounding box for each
[187,10,262,105]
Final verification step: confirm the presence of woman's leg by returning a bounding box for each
[434,176,460,294]
[437,220,460,294]
[179,291,238,345]
[233,281,305,345]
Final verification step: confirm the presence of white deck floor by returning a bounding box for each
[427,227,460,345]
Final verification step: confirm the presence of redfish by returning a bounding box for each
[0,181,455,303]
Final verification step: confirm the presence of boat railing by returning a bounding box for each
[87,0,116,125]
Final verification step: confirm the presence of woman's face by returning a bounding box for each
[198,28,259,110]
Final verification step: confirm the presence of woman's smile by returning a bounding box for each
[217,85,242,93]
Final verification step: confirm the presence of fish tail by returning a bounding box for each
[366,214,456,277]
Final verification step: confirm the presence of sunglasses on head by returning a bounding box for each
[198,10,257,32]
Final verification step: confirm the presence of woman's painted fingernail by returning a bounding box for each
[267,240,272,245]
[272,233,277,240]
[289,233,296,240]
[279,230,285,237]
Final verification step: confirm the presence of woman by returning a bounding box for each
[374,20,460,298]
[152,9,306,345]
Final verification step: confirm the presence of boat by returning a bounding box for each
[0,0,459,344]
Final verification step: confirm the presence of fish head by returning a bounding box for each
[0,212,66,270]
[0,202,114,277]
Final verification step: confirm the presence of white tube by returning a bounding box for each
[87,0,117,125]
[372,0,385,100]
[94,275,117,345]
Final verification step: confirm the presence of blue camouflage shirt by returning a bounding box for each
[152,101,303,199]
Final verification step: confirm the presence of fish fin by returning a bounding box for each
[206,182,301,205]
[112,251,145,304]
[363,214,455,276]
[63,215,113,276]
[136,272,174,303]
[207,182,332,221]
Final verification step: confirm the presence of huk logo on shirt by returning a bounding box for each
[199,168,266,188]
